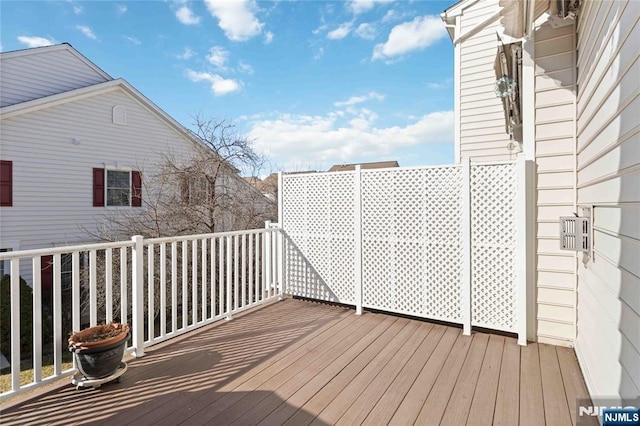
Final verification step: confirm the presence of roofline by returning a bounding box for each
[0,43,112,81]
[0,78,199,145]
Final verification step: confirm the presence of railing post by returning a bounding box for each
[515,155,529,346]
[131,235,145,357]
[354,165,363,315]
[277,171,286,300]
[461,158,472,335]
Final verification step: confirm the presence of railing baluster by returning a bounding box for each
[265,227,271,299]
[71,252,80,338]
[148,243,155,341]
[192,239,197,326]
[160,243,167,337]
[171,242,177,334]
[120,247,128,325]
[226,236,232,319]
[52,254,62,375]
[89,250,97,327]
[211,237,217,318]
[182,241,188,329]
[202,239,207,322]
[219,237,224,317]
[10,258,20,392]
[248,234,254,305]
[106,248,113,323]
[242,234,246,308]
[32,257,42,383]
[234,235,239,311]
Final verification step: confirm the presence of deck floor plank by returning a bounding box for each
[466,334,505,426]
[335,322,433,426]
[387,326,461,425]
[0,299,596,426]
[539,343,573,426]
[519,343,545,426]
[493,337,521,426]
[361,324,448,426]
[439,332,490,426]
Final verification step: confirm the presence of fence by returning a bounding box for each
[0,227,283,401]
[280,157,529,344]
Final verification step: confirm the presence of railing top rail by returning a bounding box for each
[145,227,282,245]
[0,240,135,260]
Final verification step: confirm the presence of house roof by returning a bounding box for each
[0,43,113,81]
[328,161,399,172]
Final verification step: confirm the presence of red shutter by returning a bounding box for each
[93,168,105,207]
[131,171,142,207]
[41,255,53,295]
[0,160,12,207]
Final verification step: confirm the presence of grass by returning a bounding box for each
[0,352,74,393]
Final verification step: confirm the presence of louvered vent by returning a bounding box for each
[559,216,590,252]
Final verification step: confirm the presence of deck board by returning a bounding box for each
[0,298,594,426]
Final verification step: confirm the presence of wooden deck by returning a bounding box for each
[1,298,595,425]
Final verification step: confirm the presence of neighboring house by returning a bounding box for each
[0,43,271,291]
[442,0,638,406]
[327,160,399,172]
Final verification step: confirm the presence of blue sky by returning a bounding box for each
[1,0,455,174]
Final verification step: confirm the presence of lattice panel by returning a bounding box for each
[470,163,517,332]
[360,167,463,322]
[281,173,356,304]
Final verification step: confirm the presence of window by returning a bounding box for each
[0,160,12,207]
[107,170,130,206]
[60,253,87,291]
[93,168,141,207]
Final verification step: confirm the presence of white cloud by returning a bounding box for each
[204,0,264,41]
[206,46,229,70]
[334,92,385,107]
[327,22,352,40]
[185,69,241,96]
[176,6,201,25]
[176,47,195,60]
[314,47,324,60]
[125,36,141,45]
[238,61,254,74]
[427,79,452,89]
[73,5,82,14]
[17,36,55,48]
[117,4,127,14]
[348,0,392,15]
[373,15,446,61]
[76,25,97,40]
[264,31,274,44]
[248,110,454,166]
[354,23,375,40]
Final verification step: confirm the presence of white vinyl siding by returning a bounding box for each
[0,46,109,107]
[458,0,514,162]
[0,88,193,255]
[574,0,640,404]
[533,22,577,346]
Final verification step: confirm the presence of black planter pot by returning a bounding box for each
[69,329,130,380]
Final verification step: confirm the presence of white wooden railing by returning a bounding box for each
[0,225,283,401]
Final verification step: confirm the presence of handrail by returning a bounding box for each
[0,226,284,402]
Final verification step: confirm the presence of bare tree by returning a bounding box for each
[94,116,275,240]
[79,117,276,326]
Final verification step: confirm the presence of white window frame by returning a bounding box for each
[105,167,132,207]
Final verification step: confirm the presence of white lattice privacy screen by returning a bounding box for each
[281,161,522,335]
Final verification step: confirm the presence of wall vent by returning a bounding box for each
[559,216,590,252]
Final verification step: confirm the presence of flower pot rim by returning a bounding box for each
[68,323,130,351]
